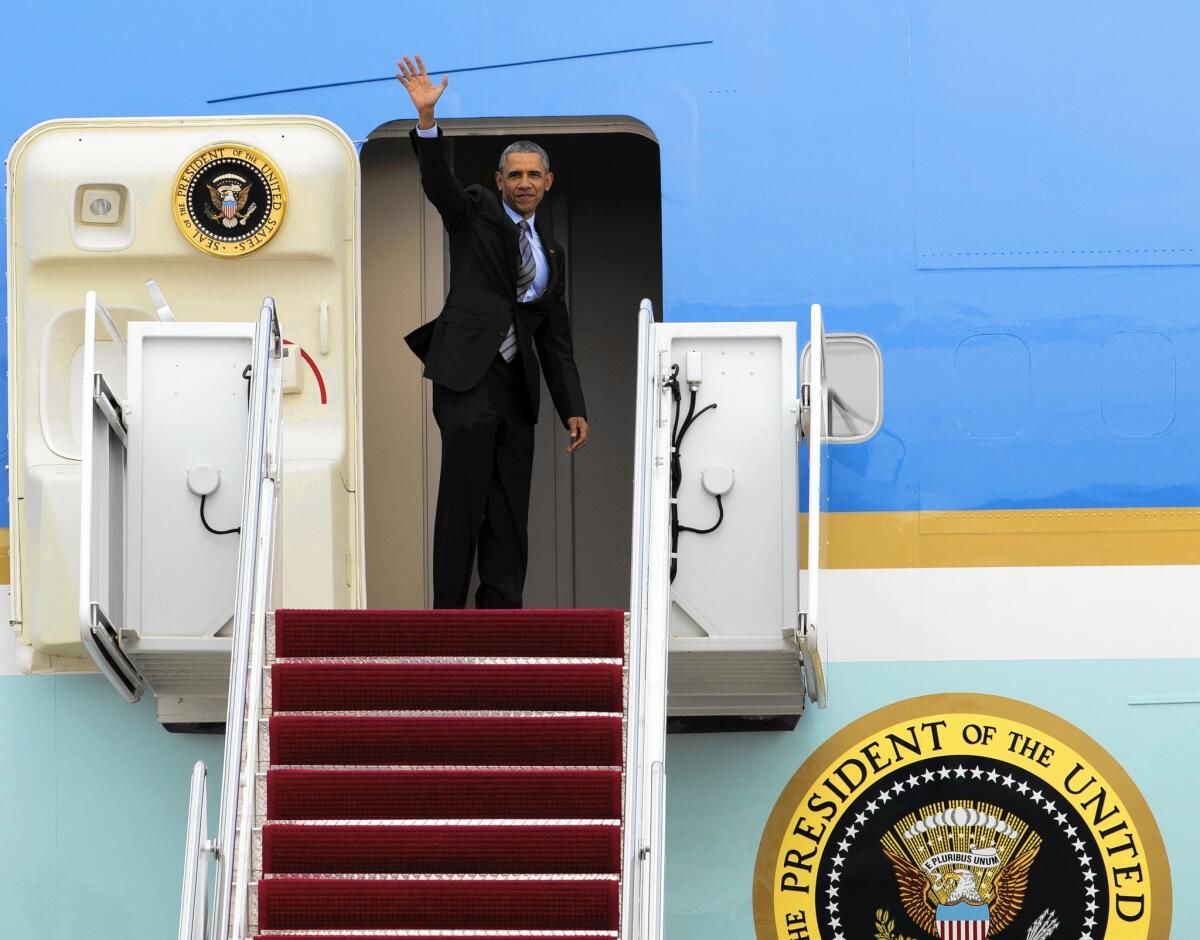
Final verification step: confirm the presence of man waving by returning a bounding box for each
[397,54,589,610]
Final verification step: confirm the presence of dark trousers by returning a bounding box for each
[431,354,536,609]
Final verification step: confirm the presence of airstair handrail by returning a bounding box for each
[623,298,671,940]
[231,332,284,939]
[179,297,282,940]
[178,761,212,940]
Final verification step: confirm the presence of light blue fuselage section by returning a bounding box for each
[2,3,1198,937]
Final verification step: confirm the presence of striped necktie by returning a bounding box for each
[516,220,537,299]
[500,220,536,362]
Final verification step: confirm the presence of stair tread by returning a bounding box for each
[261,822,621,875]
[258,874,620,881]
[254,933,618,938]
[265,767,623,821]
[256,876,620,930]
[262,819,621,826]
[273,609,625,659]
[271,661,623,712]
[273,656,624,664]
[267,710,624,718]
[264,764,624,771]
[268,715,623,767]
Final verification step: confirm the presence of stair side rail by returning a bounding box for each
[178,761,214,940]
[233,322,284,937]
[623,298,671,940]
[176,298,283,940]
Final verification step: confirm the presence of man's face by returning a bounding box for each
[496,152,553,219]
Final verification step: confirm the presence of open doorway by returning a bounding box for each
[360,118,662,610]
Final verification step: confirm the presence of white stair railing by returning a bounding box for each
[178,761,213,940]
[623,299,671,940]
[177,298,283,940]
[184,296,666,939]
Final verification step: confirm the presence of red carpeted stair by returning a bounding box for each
[251,608,627,939]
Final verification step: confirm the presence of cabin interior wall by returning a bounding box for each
[361,128,661,609]
[559,133,664,606]
[360,138,435,608]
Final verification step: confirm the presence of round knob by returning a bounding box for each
[187,465,220,497]
[701,464,734,497]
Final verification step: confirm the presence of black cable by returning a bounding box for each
[199,493,241,536]
[679,401,717,440]
[668,364,682,443]
[680,494,724,534]
[194,368,254,538]
[665,366,682,582]
[196,368,253,537]
[666,369,723,582]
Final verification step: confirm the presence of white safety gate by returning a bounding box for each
[79,292,139,700]
[79,291,283,726]
[653,307,829,720]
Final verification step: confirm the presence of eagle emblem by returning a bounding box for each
[172,144,287,256]
[880,802,1050,939]
[204,172,257,228]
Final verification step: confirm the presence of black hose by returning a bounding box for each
[199,494,241,536]
[680,494,724,534]
[679,401,717,440]
[666,366,682,581]
[196,367,254,537]
[667,369,724,582]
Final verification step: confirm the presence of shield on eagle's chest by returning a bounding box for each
[936,902,990,939]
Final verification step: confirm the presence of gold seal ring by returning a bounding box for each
[171,143,288,257]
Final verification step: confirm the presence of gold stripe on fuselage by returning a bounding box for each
[1,509,1194,588]
[801,507,1200,568]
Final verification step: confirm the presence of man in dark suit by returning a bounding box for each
[397,54,589,610]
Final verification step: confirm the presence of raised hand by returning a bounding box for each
[396,55,448,126]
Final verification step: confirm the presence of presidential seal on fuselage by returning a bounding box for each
[172,143,287,256]
[753,694,1171,940]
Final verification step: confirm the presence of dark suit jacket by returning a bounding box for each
[404,128,587,427]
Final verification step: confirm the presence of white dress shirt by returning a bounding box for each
[501,199,549,302]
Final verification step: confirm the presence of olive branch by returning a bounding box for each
[874,908,919,940]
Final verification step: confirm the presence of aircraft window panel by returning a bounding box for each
[953,332,1030,439]
[802,333,883,444]
[1101,331,1176,437]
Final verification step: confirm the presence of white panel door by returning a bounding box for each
[78,291,142,701]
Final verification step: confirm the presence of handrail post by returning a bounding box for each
[623,299,670,940]
[178,761,212,940]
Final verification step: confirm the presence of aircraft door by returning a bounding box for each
[7,116,364,687]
